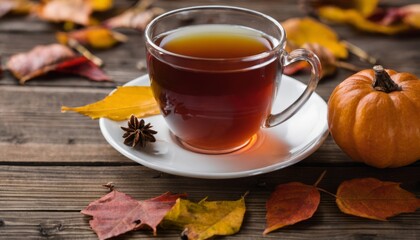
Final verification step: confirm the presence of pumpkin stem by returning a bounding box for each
[372,65,401,93]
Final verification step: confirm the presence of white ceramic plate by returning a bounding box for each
[99,74,329,179]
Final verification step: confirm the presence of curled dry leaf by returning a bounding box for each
[163,197,246,240]
[0,0,35,18]
[282,17,348,59]
[37,0,92,25]
[6,44,110,84]
[103,0,164,31]
[336,178,420,221]
[61,86,160,121]
[7,44,74,83]
[57,26,128,49]
[264,182,320,235]
[81,191,186,240]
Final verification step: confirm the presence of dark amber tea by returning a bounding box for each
[147,24,279,152]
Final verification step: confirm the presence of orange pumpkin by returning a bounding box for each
[328,65,420,168]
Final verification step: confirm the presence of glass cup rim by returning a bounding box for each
[144,5,286,62]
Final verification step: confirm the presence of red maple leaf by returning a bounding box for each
[81,191,186,240]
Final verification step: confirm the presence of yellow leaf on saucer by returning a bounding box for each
[163,197,246,240]
[61,86,160,121]
[282,17,348,59]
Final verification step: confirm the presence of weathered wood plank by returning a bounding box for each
[1,211,419,239]
[1,166,418,210]
[0,166,419,239]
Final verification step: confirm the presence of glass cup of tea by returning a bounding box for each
[145,6,321,154]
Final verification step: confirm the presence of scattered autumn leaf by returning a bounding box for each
[103,0,164,31]
[61,86,160,120]
[336,178,420,221]
[81,191,186,240]
[163,197,246,240]
[284,43,361,78]
[0,0,35,18]
[318,6,410,35]
[89,0,113,12]
[7,44,74,83]
[302,0,379,17]
[264,182,320,235]
[36,0,92,25]
[54,56,111,82]
[393,4,420,29]
[57,26,127,49]
[6,44,110,84]
[282,17,348,59]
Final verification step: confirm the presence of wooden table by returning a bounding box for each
[1,0,419,239]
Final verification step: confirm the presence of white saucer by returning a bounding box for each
[99,74,329,179]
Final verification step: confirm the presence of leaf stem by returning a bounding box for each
[316,187,337,198]
[67,38,103,67]
[343,40,378,65]
[313,170,327,187]
[334,61,363,72]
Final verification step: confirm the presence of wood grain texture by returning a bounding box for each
[0,166,419,239]
[0,0,419,239]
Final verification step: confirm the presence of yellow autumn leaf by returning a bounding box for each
[163,197,246,240]
[89,0,113,11]
[282,17,348,59]
[61,86,160,121]
[318,6,410,35]
[348,0,379,17]
[56,26,127,49]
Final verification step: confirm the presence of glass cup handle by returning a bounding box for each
[265,48,322,128]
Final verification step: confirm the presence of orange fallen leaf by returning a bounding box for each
[56,26,127,49]
[37,0,92,25]
[103,0,164,31]
[81,191,186,240]
[264,182,320,235]
[282,17,348,59]
[61,86,160,121]
[6,44,110,84]
[336,178,420,221]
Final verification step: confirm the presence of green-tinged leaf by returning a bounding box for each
[163,197,246,240]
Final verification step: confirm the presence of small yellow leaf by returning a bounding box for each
[282,17,348,59]
[56,26,127,49]
[61,86,160,121]
[86,27,126,49]
[90,0,113,12]
[163,197,246,240]
[352,0,379,17]
[318,6,410,35]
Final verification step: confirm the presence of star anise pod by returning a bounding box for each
[121,115,157,148]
